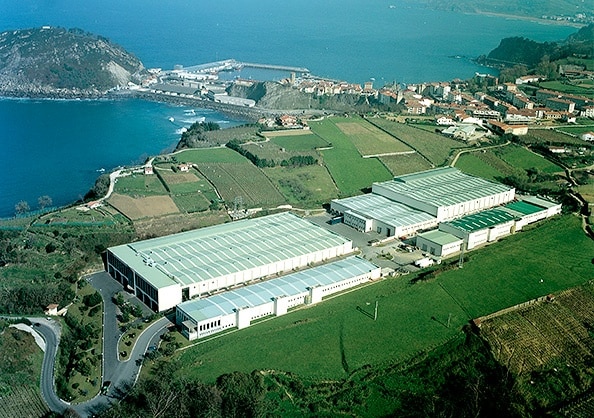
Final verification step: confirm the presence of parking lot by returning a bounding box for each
[307,213,428,273]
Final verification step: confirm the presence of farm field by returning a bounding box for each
[371,118,470,166]
[263,165,339,206]
[538,80,594,96]
[196,162,286,208]
[267,132,329,150]
[0,323,49,418]
[108,194,179,220]
[173,147,247,164]
[241,141,319,165]
[310,117,392,196]
[113,173,168,196]
[335,117,412,156]
[173,215,591,385]
[202,124,260,144]
[479,284,594,413]
[497,145,563,174]
[156,170,212,195]
[379,152,432,176]
[523,129,587,146]
[557,125,594,136]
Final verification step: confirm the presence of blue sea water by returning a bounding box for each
[0,0,577,217]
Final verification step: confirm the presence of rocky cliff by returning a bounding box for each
[0,27,148,98]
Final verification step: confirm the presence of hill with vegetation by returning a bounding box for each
[480,23,594,69]
[0,27,147,98]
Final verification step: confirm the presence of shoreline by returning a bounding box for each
[471,10,585,29]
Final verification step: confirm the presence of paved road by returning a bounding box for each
[30,271,172,417]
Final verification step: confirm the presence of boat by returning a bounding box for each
[168,117,175,122]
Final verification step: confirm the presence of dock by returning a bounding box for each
[180,59,309,74]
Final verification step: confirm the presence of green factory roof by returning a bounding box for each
[373,167,513,209]
[444,208,516,233]
[108,212,351,290]
[417,229,463,246]
[503,201,544,216]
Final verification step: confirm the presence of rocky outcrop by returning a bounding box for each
[0,27,148,98]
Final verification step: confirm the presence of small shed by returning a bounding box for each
[45,304,59,316]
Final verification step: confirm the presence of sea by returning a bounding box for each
[0,0,577,217]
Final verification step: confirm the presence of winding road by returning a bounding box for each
[29,271,172,417]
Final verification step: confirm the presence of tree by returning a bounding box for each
[38,195,53,209]
[14,200,30,215]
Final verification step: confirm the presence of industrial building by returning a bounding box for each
[331,167,515,238]
[415,230,463,257]
[415,196,562,256]
[176,256,381,340]
[330,193,438,236]
[106,212,353,312]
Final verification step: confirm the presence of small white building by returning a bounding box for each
[416,229,463,257]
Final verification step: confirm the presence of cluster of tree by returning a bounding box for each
[97,361,268,418]
[84,173,110,200]
[0,280,74,315]
[112,292,143,324]
[177,121,221,149]
[280,155,317,167]
[56,311,101,400]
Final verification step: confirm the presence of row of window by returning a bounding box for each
[199,319,221,331]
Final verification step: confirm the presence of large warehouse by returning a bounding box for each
[106,212,353,312]
[331,167,515,238]
[330,193,438,237]
[372,167,515,222]
[176,256,381,340]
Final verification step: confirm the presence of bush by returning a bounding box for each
[82,291,102,308]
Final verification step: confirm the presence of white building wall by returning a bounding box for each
[467,229,489,250]
[488,221,515,242]
[157,284,183,312]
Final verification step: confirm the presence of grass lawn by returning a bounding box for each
[173,215,592,384]
[379,153,432,176]
[455,152,505,180]
[263,165,339,207]
[497,145,563,174]
[157,170,212,195]
[171,193,212,213]
[269,133,329,151]
[438,215,594,319]
[310,118,392,196]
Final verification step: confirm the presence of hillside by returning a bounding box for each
[478,23,594,69]
[0,27,147,98]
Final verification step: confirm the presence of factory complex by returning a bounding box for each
[331,167,561,257]
[106,167,561,340]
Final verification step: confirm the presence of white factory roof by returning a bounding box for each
[373,167,513,208]
[334,194,437,228]
[108,212,351,290]
[177,256,379,322]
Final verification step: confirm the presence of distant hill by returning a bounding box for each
[478,23,593,69]
[0,27,147,98]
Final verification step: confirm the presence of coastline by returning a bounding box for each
[470,10,585,29]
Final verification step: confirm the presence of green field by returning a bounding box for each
[171,193,212,213]
[557,125,594,136]
[175,147,248,164]
[114,174,168,196]
[174,215,593,384]
[269,133,329,151]
[538,80,594,96]
[263,165,340,206]
[241,141,319,164]
[379,153,432,176]
[196,162,286,208]
[371,118,470,166]
[438,215,593,318]
[497,145,563,174]
[310,118,392,195]
[455,152,506,180]
[523,129,588,146]
[334,117,412,156]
